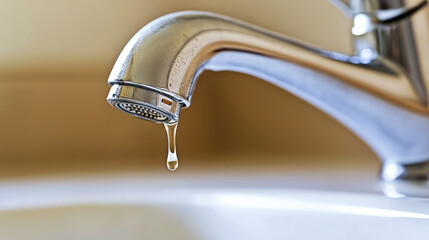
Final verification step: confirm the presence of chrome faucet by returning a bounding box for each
[107,0,429,197]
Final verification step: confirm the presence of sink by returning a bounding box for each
[1,175,428,240]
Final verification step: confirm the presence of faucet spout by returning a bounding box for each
[107,10,429,196]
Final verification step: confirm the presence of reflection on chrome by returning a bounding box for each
[382,183,407,199]
[351,13,373,35]
[381,162,406,182]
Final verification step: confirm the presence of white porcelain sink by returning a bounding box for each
[0,175,428,240]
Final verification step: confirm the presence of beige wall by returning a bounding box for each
[0,0,380,176]
[0,0,351,72]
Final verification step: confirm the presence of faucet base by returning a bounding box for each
[381,160,429,198]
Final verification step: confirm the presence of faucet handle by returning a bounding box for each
[350,0,427,23]
[329,0,428,22]
[337,0,429,106]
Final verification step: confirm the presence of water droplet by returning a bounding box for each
[167,159,178,171]
[164,122,179,171]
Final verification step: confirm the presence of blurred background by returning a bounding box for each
[0,0,381,178]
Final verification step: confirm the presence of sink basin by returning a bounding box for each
[1,175,428,240]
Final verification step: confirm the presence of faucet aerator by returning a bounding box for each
[107,83,182,124]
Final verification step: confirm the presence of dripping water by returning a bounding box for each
[164,122,179,171]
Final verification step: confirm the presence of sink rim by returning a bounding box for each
[1,175,428,219]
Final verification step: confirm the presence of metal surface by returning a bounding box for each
[350,0,428,102]
[117,102,168,121]
[381,161,429,197]
[107,84,181,123]
[107,1,429,196]
[330,0,428,21]
[204,51,429,197]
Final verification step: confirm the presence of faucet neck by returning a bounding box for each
[109,11,428,112]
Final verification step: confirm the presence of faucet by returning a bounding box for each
[107,0,429,197]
